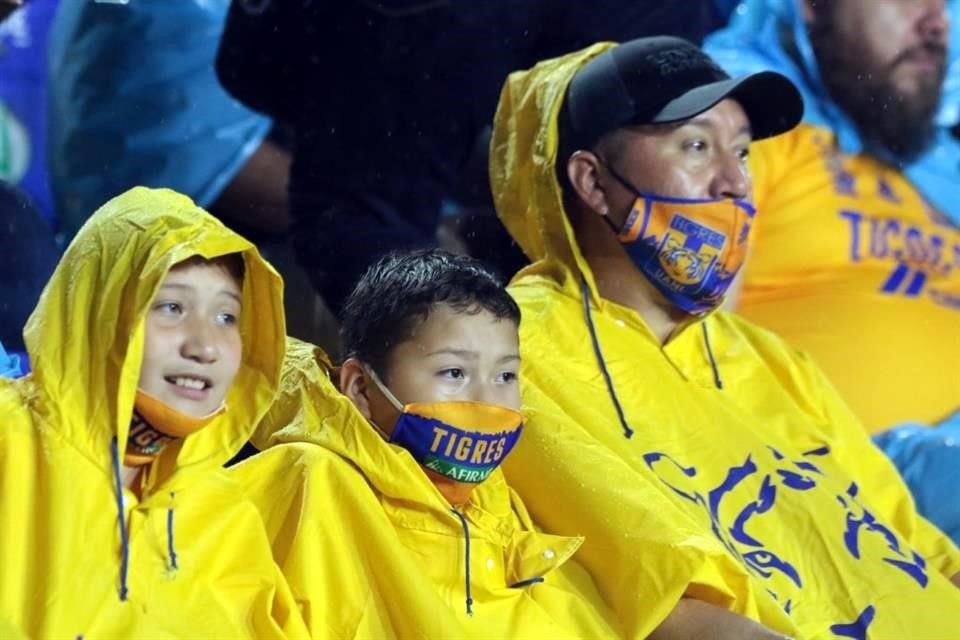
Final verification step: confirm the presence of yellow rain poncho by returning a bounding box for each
[0,187,307,638]
[233,338,623,639]
[490,43,960,638]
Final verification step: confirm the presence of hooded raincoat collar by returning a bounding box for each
[253,338,583,580]
[24,186,286,492]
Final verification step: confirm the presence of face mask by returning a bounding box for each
[124,389,225,466]
[366,368,523,484]
[603,166,755,314]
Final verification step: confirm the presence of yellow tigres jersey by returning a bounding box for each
[744,123,960,433]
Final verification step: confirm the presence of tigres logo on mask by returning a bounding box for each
[658,236,712,285]
[605,166,756,314]
[655,215,724,287]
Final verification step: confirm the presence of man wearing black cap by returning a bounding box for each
[490,37,960,638]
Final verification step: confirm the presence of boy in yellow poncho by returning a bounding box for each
[0,187,307,638]
[232,249,653,638]
[490,36,960,638]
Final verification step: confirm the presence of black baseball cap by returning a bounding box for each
[558,36,804,162]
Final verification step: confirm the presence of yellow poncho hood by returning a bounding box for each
[489,44,960,638]
[490,42,615,306]
[25,186,285,473]
[0,187,305,638]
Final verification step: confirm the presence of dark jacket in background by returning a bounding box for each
[0,181,57,351]
[216,0,734,313]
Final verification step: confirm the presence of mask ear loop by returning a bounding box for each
[595,157,644,237]
[364,366,405,411]
[362,365,405,441]
[599,210,622,235]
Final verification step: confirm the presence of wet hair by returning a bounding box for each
[172,253,245,286]
[341,249,521,377]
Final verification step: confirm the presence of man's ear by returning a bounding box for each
[800,0,816,23]
[567,150,612,218]
[340,357,373,420]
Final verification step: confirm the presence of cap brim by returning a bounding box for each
[650,71,804,140]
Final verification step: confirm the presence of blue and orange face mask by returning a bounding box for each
[366,368,523,484]
[603,166,755,314]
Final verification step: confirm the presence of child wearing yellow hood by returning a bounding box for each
[0,187,307,638]
[233,249,628,638]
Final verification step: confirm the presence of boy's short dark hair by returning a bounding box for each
[341,249,521,376]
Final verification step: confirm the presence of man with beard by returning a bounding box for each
[704,0,960,544]
[808,0,947,163]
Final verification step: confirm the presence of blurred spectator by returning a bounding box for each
[217,0,737,314]
[0,2,23,24]
[707,0,960,221]
[0,338,23,378]
[705,0,960,540]
[47,0,290,240]
[874,417,960,542]
[0,180,56,355]
[0,0,54,376]
[0,0,57,222]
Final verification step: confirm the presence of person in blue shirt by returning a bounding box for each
[0,180,55,361]
[0,0,57,222]
[0,338,22,378]
[47,0,291,241]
